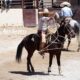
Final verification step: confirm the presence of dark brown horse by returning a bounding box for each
[16,21,75,74]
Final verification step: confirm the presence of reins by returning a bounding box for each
[38,29,64,53]
[38,34,65,53]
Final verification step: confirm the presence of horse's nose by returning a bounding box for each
[72,35,75,38]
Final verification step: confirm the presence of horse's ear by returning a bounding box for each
[60,20,65,26]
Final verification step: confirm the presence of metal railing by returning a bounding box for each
[0,0,36,9]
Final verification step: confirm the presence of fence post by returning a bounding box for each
[35,0,39,27]
[35,8,38,27]
[22,0,24,9]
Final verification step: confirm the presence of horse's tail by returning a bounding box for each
[16,40,24,63]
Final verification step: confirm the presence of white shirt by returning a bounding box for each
[38,16,50,31]
[60,6,73,17]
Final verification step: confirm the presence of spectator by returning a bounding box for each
[5,0,12,8]
[40,0,44,8]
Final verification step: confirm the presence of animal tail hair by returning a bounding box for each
[16,40,24,63]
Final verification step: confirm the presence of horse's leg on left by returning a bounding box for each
[56,52,61,75]
[67,36,71,50]
[27,50,35,72]
[48,53,54,73]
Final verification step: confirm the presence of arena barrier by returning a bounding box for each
[0,9,24,26]
[0,8,38,27]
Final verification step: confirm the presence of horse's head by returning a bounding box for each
[60,20,75,38]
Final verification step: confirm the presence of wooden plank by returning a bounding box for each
[23,9,36,27]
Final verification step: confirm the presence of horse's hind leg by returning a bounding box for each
[77,43,80,52]
[56,52,61,75]
[27,55,31,72]
[27,51,35,72]
[48,53,54,73]
[77,35,80,52]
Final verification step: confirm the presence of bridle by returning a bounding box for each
[64,21,75,38]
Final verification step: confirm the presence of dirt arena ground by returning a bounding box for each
[0,26,80,80]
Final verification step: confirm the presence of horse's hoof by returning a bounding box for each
[28,70,31,73]
[48,70,51,73]
[59,72,63,76]
[27,68,31,73]
[66,48,68,51]
[77,49,79,52]
[32,69,35,72]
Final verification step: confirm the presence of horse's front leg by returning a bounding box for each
[48,53,54,73]
[77,35,80,52]
[56,52,62,75]
[67,36,71,50]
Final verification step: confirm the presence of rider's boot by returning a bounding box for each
[39,42,46,56]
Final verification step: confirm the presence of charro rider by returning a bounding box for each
[60,1,73,22]
[38,8,53,55]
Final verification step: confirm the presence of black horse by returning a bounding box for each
[16,21,75,74]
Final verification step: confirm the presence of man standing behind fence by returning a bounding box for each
[5,0,12,8]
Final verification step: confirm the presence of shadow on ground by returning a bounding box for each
[10,71,63,76]
[10,71,49,76]
[62,48,75,52]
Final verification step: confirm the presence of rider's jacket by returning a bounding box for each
[60,6,73,18]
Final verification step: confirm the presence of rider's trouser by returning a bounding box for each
[38,30,47,50]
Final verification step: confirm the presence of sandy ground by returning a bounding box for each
[0,26,80,80]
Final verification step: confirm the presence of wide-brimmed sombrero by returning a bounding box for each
[39,8,55,17]
[39,8,49,15]
[60,1,71,7]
